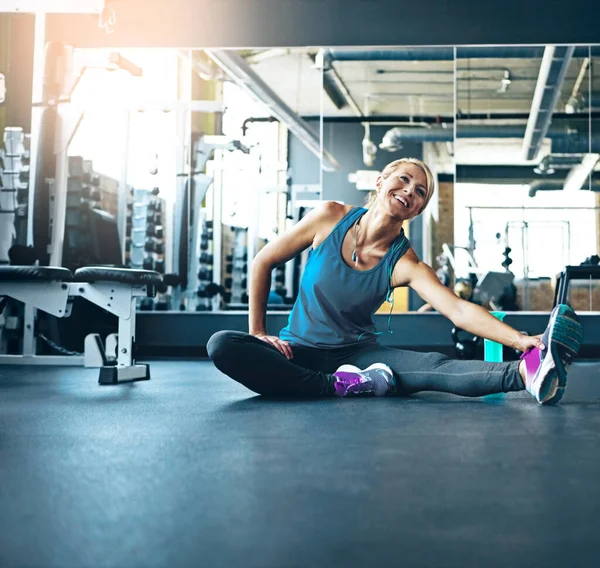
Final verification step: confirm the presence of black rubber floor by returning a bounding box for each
[1,360,599,568]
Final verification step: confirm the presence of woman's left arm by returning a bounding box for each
[397,252,544,353]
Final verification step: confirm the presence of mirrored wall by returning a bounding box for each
[46,44,599,313]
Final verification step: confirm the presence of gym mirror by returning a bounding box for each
[455,45,600,314]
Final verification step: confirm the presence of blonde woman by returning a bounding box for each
[209,159,582,404]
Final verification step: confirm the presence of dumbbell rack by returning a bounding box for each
[222,226,249,306]
[195,217,217,311]
[125,187,165,310]
[0,127,30,263]
[63,156,103,270]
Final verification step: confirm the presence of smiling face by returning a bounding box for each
[375,162,430,220]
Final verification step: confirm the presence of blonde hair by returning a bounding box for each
[364,158,435,214]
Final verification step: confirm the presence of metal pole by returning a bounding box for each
[26,13,46,248]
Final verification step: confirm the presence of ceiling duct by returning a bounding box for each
[456,164,600,186]
[326,47,596,62]
[205,49,340,171]
[380,125,453,149]
[522,46,575,161]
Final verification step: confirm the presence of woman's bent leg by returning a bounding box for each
[207,330,334,397]
[342,345,524,397]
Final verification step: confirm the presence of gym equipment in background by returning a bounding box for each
[0,128,31,262]
[0,265,161,384]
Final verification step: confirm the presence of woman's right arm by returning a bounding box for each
[248,201,344,358]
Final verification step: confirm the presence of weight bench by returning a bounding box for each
[0,265,162,384]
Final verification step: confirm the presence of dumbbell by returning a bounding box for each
[147,211,163,225]
[148,198,163,212]
[197,282,223,299]
[198,268,213,281]
[147,225,164,239]
[144,238,164,254]
[451,327,480,359]
[155,298,170,310]
[199,252,213,264]
[139,298,155,311]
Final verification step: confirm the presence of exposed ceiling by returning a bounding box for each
[207,46,600,189]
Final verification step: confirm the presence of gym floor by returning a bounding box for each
[1,360,599,568]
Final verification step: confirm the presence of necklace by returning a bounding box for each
[352,218,360,266]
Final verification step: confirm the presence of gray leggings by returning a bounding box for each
[207,330,525,398]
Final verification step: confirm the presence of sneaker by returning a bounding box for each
[521,304,582,405]
[333,363,395,397]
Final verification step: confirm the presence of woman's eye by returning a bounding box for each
[417,188,425,196]
[400,176,408,182]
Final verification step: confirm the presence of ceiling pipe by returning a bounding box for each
[456,164,600,185]
[205,49,340,171]
[522,45,575,161]
[327,47,597,62]
[380,125,454,146]
[242,116,600,151]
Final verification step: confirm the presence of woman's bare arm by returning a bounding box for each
[394,249,542,352]
[248,201,347,338]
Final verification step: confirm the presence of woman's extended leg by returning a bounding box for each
[207,330,335,397]
[339,345,524,397]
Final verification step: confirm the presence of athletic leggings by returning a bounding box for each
[207,330,525,398]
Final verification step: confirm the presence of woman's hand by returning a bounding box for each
[254,333,294,360]
[513,333,545,353]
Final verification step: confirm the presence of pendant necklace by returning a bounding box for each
[352,218,360,266]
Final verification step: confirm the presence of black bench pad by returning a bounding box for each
[73,267,162,285]
[0,266,73,282]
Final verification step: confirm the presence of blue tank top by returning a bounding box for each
[279,207,411,348]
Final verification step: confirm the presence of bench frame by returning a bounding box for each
[0,279,150,384]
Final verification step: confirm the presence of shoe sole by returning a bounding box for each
[542,304,582,405]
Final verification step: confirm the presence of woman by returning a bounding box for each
[208,158,582,405]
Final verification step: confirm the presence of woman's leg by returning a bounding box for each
[207,330,335,397]
[339,345,524,397]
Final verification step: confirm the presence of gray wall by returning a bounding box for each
[46,0,599,48]
[288,122,425,310]
[289,123,422,206]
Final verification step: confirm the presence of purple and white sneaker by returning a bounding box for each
[333,363,396,397]
[521,304,582,405]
